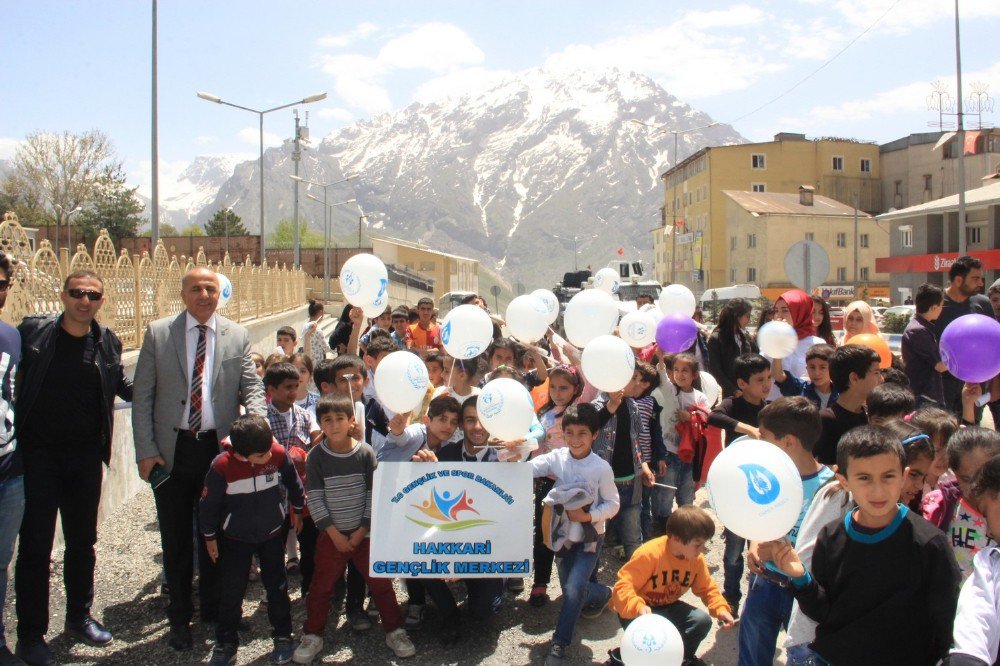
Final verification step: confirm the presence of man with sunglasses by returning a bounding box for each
[132,266,265,652]
[13,270,133,665]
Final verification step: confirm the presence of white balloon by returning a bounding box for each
[505,295,550,343]
[699,371,721,407]
[340,254,389,307]
[594,267,621,295]
[620,613,684,666]
[373,351,430,414]
[707,439,804,542]
[531,288,560,325]
[440,304,494,360]
[639,303,664,323]
[619,310,658,348]
[756,321,799,360]
[477,377,535,441]
[362,300,387,319]
[564,289,620,348]
[581,335,636,393]
[658,284,697,317]
[217,273,233,307]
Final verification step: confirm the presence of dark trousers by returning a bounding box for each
[154,432,221,627]
[16,444,103,642]
[421,578,504,622]
[217,535,291,645]
[619,600,712,660]
[296,516,318,595]
[532,477,555,588]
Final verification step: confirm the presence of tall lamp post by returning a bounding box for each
[295,174,357,299]
[631,120,718,285]
[53,204,82,254]
[196,90,326,261]
[550,232,598,271]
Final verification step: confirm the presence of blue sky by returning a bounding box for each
[2,0,998,197]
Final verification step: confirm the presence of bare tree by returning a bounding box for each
[5,130,115,250]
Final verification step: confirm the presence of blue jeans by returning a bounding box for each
[654,452,695,522]
[553,537,609,647]
[640,485,653,540]
[737,575,794,666]
[608,481,642,560]
[0,476,24,648]
[786,643,827,665]
[619,600,712,659]
[723,528,745,608]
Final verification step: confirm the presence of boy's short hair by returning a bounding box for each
[427,395,461,420]
[315,394,355,421]
[229,414,273,457]
[949,255,981,282]
[313,358,336,388]
[329,354,367,381]
[364,335,396,360]
[263,352,287,369]
[829,344,880,393]
[417,297,434,307]
[759,397,821,452]
[909,407,958,447]
[734,353,770,383]
[456,355,488,379]
[880,367,910,389]
[461,394,479,416]
[561,403,601,434]
[970,454,1000,502]
[276,325,297,341]
[914,283,944,314]
[424,351,446,369]
[408,308,419,324]
[365,327,393,344]
[805,344,835,364]
[883,421,935,466]
[633,360,660,392]
[946,427,1000,472]
[836,425,905,476]
[391,307,409,320]
[665,505,716,543]
[865,383,915,423]
[263,361,301,389]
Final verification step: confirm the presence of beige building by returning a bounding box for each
[653,132,882,291]
[724,188,889,302]
[370,235,479,301]
[880,129,1000,211]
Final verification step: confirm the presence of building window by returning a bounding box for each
[836,232,846,247]
[730,236,737,250]
[805,232,814,241]
[860,158,871,173]
[751,153,766,169]
[837,267,847,281]
[730,269,736,283]
[747,267,757,282]
[860,267,870,281]
[900,226,913,248]
[860,233,869,248]
[747,233,757,248]
[968,226,983,245]
[923,174,932,191]
[894,180,903,195]
[752,183,766,193]
[832,156,844,171]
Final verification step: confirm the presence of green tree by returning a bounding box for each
[268,220,323,248]
[204,208,247,236]
[180,223,205,237]
[0,183,52,228]
[140,223,178,237]
[75,164,145,245]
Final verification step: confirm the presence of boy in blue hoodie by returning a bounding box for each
[200,414,305,666]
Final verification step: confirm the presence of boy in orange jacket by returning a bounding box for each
[610,505,735,665]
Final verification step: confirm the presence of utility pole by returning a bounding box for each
[954,0,968,253]
[853,192,859,298]
[292,110,303,268]
[151,0,159,244]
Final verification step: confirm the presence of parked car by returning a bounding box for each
[829,307,845,331]
[883,305,916,319]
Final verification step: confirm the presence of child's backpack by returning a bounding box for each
[676,406,711,480]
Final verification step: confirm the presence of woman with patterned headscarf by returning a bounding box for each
[843,300,881,341]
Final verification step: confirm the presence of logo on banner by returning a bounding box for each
[933,255,957,271]
[408,487,495,531]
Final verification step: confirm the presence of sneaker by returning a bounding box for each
[366,596,380,619]
[272,636,294,664]
[507,577,525,593]
[528,584,549,607]
[384,628,416,658]
[0,646,23,666]
[285,558,300,576]
[209,643,237,666]
[292,634,323,664]
[404,604,424,629]
[348,611,372,632]
[545,643,567,666]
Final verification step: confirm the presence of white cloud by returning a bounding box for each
[317,22,379,49]
[825,0,1000,35]
[237,127,282,148]
[0,137,20,161]
[195,135,219,145]
[317,107,355,122]
[319,53,392,114]
[412,67,512,105]
[377,23,484,73]
[781,18,849,60]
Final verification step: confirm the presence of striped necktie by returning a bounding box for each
[188,324,207,432]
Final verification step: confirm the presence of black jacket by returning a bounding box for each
[16,314,134,464]
[707,328,757,398]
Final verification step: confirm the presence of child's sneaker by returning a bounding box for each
[544,643,566,666]
[209,643,237,666]
[404,603,424,628]
[271,636,294,664]
[348,611,372,632]
[366,596,380,619]
[292,634,323,664]
[528,584,549,607]
[285,558,300,576]
[385,628,416,658]
[507,577,525,593]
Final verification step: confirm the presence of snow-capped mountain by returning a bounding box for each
[139,155,240,230]
[202,67,746,284]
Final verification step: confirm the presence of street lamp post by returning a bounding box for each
[53,204,82,254]
[296,173,358,300]
[550,232,598,271]
[197,90,326,261]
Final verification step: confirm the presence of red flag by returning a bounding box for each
[617,247,624,256]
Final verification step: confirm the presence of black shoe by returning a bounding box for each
[65,616,113,647]
[209,642,237,666]
[167,624,193,652]
[0,646,25,666]
[606,648,624,666]
[439,617,461,646]
[13,641,53,666]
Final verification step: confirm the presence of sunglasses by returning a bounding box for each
[66,289,103,302]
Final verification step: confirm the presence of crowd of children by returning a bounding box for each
[195,285,1000,666]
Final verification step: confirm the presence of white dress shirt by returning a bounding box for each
[179,312,217,430]
[951,545,1000,665]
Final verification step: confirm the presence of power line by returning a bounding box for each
[725,0,906,126]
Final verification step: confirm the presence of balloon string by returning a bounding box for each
[446,361,455,390]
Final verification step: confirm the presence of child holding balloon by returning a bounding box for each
[813,345,883,466]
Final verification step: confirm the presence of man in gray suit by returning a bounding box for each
[133,267,265,652]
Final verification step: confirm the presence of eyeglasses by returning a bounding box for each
[0,280,10,292]
[66,289,103,301]
[901,433,931,448]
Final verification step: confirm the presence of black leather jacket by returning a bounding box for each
[15,314,134,465]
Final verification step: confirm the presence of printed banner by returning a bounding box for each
[370,462,534,578]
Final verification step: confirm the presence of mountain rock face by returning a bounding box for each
[144,155,240,229]
[201,67,746,285]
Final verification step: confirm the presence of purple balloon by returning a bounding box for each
[655,312,699,353]
[940,314,1000,384]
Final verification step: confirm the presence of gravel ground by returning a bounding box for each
[3,486,780,666]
